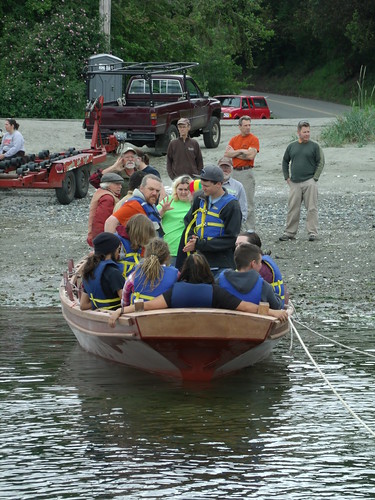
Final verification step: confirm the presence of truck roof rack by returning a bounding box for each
[86,61,199,77]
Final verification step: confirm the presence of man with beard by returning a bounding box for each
[89,146,138,198]
[105,174,164,237]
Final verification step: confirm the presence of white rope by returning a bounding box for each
[293,318,375,359]
[289,317,375,438]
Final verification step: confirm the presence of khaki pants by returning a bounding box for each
[232,169,255,230]
[285,178,318,237]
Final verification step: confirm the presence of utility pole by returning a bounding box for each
[99,0,111,51]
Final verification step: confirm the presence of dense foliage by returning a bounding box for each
[0,1,103,118]
[0,0,374,118]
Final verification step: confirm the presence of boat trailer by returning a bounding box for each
[0,96,118,205]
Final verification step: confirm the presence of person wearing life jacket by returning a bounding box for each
[218,243,283,309]
[109,239,179,326]
[105,174,164,238]
[109,252,289,326]
[116,213,156,278]
[87,172,124,247]
[178,164,242,277]
[80,232,124,311]
[235,231,286,306]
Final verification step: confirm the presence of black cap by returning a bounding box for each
[93,232,120,255]
[199,164,224,182]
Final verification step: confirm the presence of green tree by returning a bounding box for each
[0,4,104,118]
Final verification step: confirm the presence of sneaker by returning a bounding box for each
[308,234,317,241]
[279,234,295,241]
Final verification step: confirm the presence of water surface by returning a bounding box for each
[1,307,375,498]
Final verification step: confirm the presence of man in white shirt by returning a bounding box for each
[217,157,248,225]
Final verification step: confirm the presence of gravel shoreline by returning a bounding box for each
[1,118,374,327]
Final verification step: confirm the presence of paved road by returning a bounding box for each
[251,91,351,119]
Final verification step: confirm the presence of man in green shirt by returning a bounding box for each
[279,120,325,242]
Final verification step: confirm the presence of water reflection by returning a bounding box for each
[1,307,375,498]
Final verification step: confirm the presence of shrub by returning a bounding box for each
[321,106,375,147]
[0,7,104,118]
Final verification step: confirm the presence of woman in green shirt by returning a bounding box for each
[158,175,192,265]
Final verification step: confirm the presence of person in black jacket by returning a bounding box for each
[177,164,242,277]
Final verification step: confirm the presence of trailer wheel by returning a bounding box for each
[155,124,179,155]
[55,171,76,205]
[74,166,90,199]
[203,117,221,148]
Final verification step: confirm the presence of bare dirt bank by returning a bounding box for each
[0,118,374,327]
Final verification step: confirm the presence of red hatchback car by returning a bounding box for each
[214,95,271,120]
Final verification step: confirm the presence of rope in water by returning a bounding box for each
[288,317,375,438]
[293,318,375,359]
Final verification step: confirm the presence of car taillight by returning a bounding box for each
[150,112,157,126]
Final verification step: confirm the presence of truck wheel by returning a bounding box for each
[155,124,179,155]
[203,117,221,148]
[74,166,90,199]
[55,171,76,205]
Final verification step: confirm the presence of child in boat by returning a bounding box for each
[108,252,288,326]
[218,243,283,309]
[80,232,124,311]
[235,231,286,306]
[116,213,156,278]
[109,238,178,326]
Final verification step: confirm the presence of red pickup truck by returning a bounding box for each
[84,62,221,153]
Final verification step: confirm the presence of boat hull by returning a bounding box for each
[60,274,290,381]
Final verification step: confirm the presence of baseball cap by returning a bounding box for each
[177,117,190,126]
[122,146,137,155]
[101,173,124,184]
[199,164,224,183]
[217,157,233,169]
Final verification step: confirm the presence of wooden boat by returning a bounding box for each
[60,258,292,381]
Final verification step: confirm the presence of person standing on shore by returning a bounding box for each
[224,116,259,230]
[279,120,325,242]
[89,146,138,198]
[87,173,124,247]
[217,156,248,225]
[166,118,204,180]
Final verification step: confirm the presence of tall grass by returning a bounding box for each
[321,66,375,147]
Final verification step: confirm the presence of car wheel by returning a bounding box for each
[203,117,221,148]
[155,124,179,155]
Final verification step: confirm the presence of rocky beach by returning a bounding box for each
[0,117,374,326]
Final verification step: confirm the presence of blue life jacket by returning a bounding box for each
[129,195,164,237]
[262,255,285,307]
[170,282,213,308]
[218,271,263,304]
[130,266,178,303]
[117,234,142,278]
[191,193,235,240]
[83,259,122,310]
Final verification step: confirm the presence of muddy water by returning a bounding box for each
[1,307,375,498]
